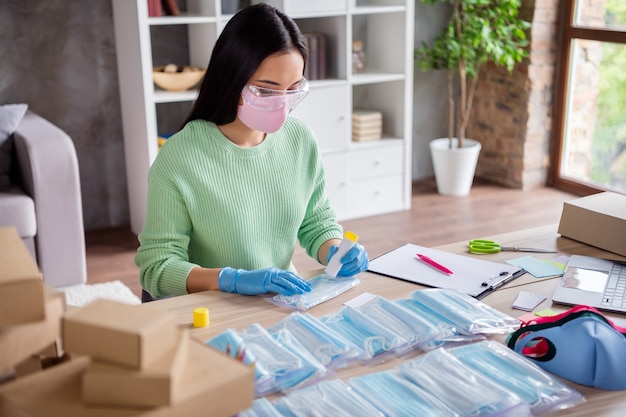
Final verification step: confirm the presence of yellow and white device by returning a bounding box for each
[325,231,359,277]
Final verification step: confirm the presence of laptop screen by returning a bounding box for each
[561,267,609,293]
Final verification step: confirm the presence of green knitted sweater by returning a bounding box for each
[135,117,343,298]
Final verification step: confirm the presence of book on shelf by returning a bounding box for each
[147,0,162,17]
[303,32,327,81]
[162,0,180,16]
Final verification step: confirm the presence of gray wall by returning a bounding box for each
[412,1,451,179]
[1,0,448,230]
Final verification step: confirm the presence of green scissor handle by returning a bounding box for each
[468,239,501,254]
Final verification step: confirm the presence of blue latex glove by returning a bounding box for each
[218,267,312,296]
[327,242,369,277]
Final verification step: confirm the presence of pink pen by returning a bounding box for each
[416,253,454,275]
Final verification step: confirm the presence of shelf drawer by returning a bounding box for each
[350,144,403,180]
[349,174,404,218]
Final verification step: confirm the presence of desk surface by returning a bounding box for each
[143,224,626,417]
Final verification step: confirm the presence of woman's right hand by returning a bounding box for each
[218,267,311,296]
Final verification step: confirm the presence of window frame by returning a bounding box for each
[551,1,626,195]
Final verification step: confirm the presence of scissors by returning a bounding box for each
[468,239,557,254]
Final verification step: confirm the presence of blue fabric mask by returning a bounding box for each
[508,309,626,390]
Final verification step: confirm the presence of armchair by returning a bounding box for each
[0,110,86,287]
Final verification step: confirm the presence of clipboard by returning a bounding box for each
[367,243,524,299]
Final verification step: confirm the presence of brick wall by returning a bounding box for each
[468,0,560,190]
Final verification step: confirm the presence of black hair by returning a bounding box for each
[182,3,308,127]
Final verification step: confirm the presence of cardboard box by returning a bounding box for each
[0,287,65,372]
[0,339,255,417]
[63,299,178,370]
[0,227,45,327]
[82,329,189,407]
[558,192,626,257]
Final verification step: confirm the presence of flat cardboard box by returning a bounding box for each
[0,339,255,417]
[82,329,189,407]
[0,227,45,327]
[0,287,65,372]
[63,299,178,370]
[557,192,626,257]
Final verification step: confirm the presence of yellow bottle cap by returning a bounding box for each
[345,231,358,242]
[193,307,209,327]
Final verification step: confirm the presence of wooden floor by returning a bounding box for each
[85,179,577,298]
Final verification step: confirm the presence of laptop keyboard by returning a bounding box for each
[602,263,626,308]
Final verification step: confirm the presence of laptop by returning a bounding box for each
[552,255,626,313]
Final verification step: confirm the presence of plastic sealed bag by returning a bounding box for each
[410,288,520,335]
[205,328,274,395]
[270,327,330,392]
[394,297,485,345]
[268,273,359,311]
[448,340,585,416]
[356,295,450,353]
[399,348,530,417]
[238,398,283,417]
[268,312,365,369]
[320,305,408,364]
[349,369,459,417]
[207,323,324,396]
[273,378,384,417]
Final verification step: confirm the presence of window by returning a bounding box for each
[552,1,626,194]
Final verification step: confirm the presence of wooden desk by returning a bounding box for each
[143,224,626,417]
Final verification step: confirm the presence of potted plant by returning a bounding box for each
[415,0,530,196]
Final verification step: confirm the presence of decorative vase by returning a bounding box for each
[429,138,481,197]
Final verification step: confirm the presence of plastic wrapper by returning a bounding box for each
[394,297,484,345]
[356,295,450,353]
[238,398,283,417]
[206,328,274,395]
[269,273,359,311]
[349,369,459,417]
[410,288,520,335]
[448,341,585,416]
[399,348,531,417]
[273,378,384,417]
[207,323,324,395]
[320,305,408,364]
[268,312,365,369]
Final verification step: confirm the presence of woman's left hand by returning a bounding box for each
[327,242,369,277]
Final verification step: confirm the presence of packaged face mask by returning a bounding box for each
[508,305,626,390]
[320,305,408,364]
[348,369,459,416]
[356,295,449,353]
[238,398,283,417]
[273,379,384,417]
[267,312,365,368]
[410,288,519,335]
[448,340,585,415]
[268,274,360,311]
[399,348,530,417]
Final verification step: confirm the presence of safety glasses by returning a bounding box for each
[241,78,310,111]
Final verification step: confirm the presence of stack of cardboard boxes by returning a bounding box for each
[0,227,254,417]
[0,227,66,382]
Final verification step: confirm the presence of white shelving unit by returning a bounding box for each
[112,0,414,235]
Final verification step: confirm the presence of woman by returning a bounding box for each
[135,3,369,300]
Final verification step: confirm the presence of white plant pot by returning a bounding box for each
[430,138,482,197]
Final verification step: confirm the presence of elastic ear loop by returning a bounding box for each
[508,323,557,362]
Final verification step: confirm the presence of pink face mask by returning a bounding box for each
[237,81,309,133]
